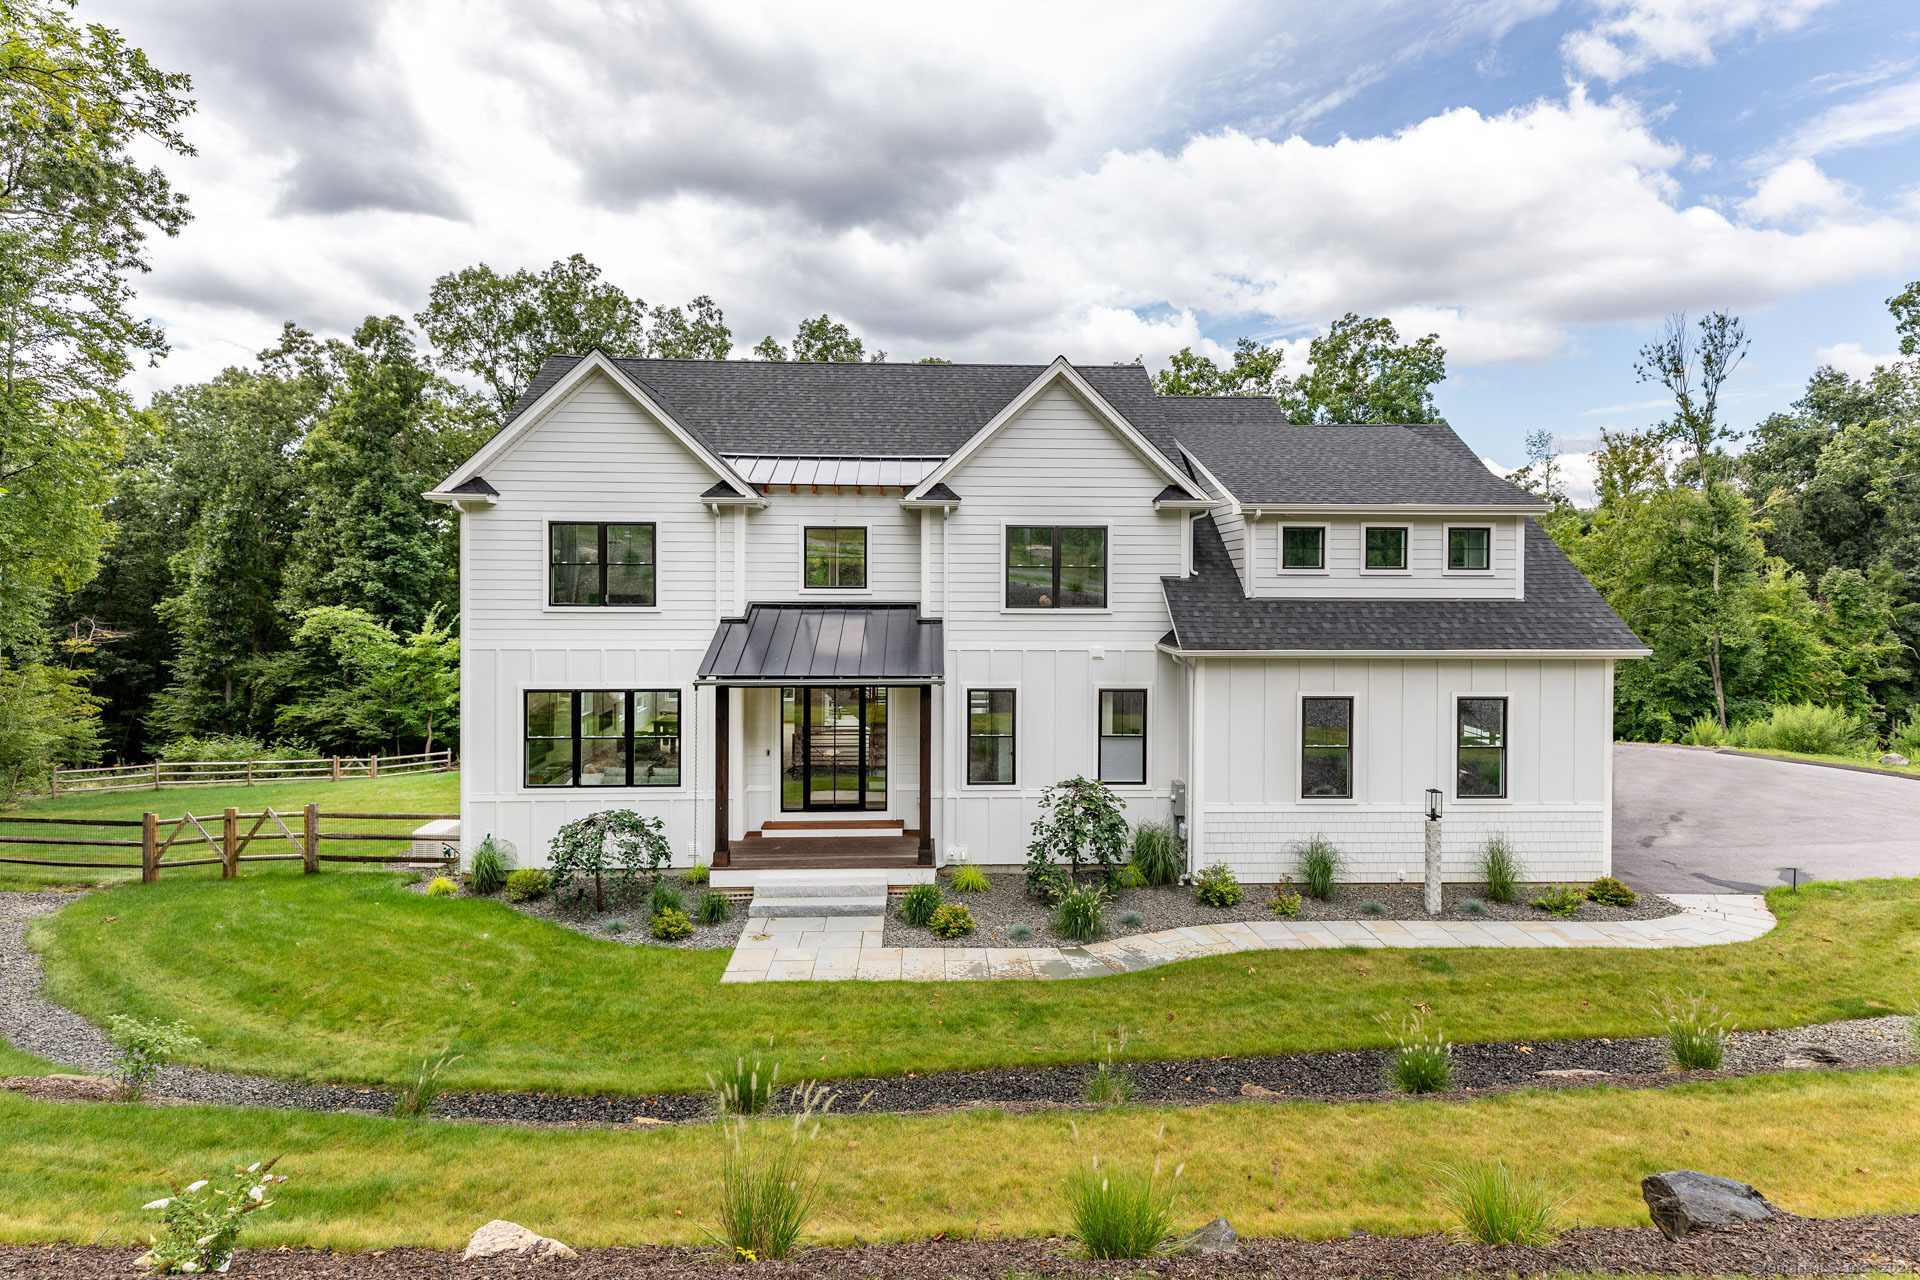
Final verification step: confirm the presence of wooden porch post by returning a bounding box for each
[918,684,933,865]
[713,685,731,867]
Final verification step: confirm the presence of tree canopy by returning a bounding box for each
[1153,314,1447,423]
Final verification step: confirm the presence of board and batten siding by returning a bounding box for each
[1245,515,1522,600]
[1192,656,1613,883]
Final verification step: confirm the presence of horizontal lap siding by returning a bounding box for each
[746,489,922,602]
[1250,515,1520,599]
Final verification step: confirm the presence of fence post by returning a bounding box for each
[49,767,58,798]
[332,755,341,782]
[141,812,159,883]
[153,761,162,790]
[303,802,319,874]
[246,759,254,787]
[370,753,380,780]
[222,806,239,878]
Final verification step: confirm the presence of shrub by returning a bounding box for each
[648,882,686,917]
[425,876,458,898]
[685,861,711,885]
[107,1016,200,1098]
[1677,714,1728,747]
[898,882,942,927]
[1477,834,1523,904]
[604,919,628,934]
[1732,702,1872,756]
[1656,990,1732,1070]
[697,891,731,926]
[650,908,693,941]
[1891,713,1920,761]
[1008,923,1035,942]
[138,1158,287,1274]
[1459,898,1488,917]
[1530,884,1582,918]
[1027,862,1069,904]
[1115,863,1147,889]
[156,735,313,766]
[1129,821,1184,887]
[1381,1011,1452,1094]
[1436,1160,1565,1246]
[709,1055,781,1115]
[1194,862,1242,907]
[1028,776,1131,894]
[1586,875,1637,907]
[1294,835,1343,900]
[392,1049,461,1118]
[1084,1037,1134,1105]
[1064,1156,1181,1260]
[1360,900,1386,918]
[949,863,991,893]
[1053,885,1107,941]
[468,836,515,895]
[505,868,548,902]
[1117,910,1145,928]
[547,809,673,912]
[929,903,976,938]
[1268,889,1302,918]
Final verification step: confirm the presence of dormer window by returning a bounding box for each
[1364,526,1408,571]
[1281,525,1325,571]
[1448,526,1492,571]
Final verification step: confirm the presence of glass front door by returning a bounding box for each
[782,687,887,811]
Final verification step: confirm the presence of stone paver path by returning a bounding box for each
[719,894,1774,982]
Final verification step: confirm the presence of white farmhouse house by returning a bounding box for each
[428,352,1645,886]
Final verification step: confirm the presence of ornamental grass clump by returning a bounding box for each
[1083,1033,1134,1106]
[929,903,976,938]
[392,1049,461,1118]
[1064,1151,1182,1260]
[949,863,991,893]
[1008,923,1035,942]
[685,861,711,885]
[707,1082,834,1263]
[138,1158,287,1275]
[1194,862,1242,907]
[468,836,515,896]
[1129,821,1184,887]
[1053,885,1107,941]
[1294,835,1344,900]
[1360,899,1386,918]
[1435,1160,1566,1246]
[1380,1010,1452,1094]
[697,890,731,926]
[107,1015,200,1099]
[1656,990,1732,1070]
[425,876,458,897]
[1477,833,1523,904]
[898,882,942,927]
[648,882,686,918]
[1118,910,1145,928]
[710,1055,781,1115]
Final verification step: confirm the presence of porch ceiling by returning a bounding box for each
[697,602,944,686]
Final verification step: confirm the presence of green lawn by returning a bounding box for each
[30,869,1920,1094]
[0,772,458,890]
[1,1068,1915,1250]
[1714,746,1920,779]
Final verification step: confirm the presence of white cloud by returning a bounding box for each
[1482,451,1601,507]
[1779,77,1920,157]
[1740,157,1855,223]
[1561,0,1833,83]
[1814,341,1901,379]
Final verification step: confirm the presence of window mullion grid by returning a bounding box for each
[1052,527,1063,606]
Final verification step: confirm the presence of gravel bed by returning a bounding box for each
[6,1215,1917,1278]
[410,873,748,951]
[884,874,1678,949]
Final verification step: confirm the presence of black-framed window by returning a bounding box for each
[1457,697,1507,798]
[524,689,681,787]
[1449,526,1492,571]
[1006,526,1106,608]
[550,523,656,606]
[804,526,867,589]
[1365,526,1408,570]
[967,688,1016,784]
[1281,526,1324,570]
[1301,696,1353,798]
[1098,689,1146,784]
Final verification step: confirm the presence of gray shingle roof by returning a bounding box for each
[1171,415,1545,508]
[1162,516,1645,654]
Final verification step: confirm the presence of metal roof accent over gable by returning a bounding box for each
[697,603,945,685]
[727,456,944,489]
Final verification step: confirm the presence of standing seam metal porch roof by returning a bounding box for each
[697,603,945,684]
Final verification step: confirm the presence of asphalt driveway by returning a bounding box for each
[1612,742,1920,893]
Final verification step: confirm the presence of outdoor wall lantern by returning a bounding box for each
[1424,788,1443,821]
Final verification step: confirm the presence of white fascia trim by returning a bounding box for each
[903,357,1191,501]
[1241,503,1547,517]
[423,492,498,511]
[1156,643,1652,660]
[433,351,768,507]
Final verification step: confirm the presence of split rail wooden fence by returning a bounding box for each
[0,806,459,881]
[49,748,455,795]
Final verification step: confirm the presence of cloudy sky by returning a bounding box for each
[93,0,1920,492]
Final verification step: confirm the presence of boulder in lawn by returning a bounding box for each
[1880,752,1910,767]
[1168,1217,1238,1256]
[463,1220,577,1261]
[1640,1171,1774,1240]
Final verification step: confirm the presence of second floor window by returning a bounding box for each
[1281,526,1324,570]
[550,523,655,607]
[1006,526,1106,608]
[1449,526,1492,571]
[1365,527,1408,570]
[804,526,867,588]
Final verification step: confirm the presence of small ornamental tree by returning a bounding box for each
[548,810,672,912]
[1026,776,1129,896]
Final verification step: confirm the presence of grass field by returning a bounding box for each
[30,869,1920,1094]
[0,1068,1915,1250]
[0,772,459,890]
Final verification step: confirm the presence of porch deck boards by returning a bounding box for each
[722,836,924,869]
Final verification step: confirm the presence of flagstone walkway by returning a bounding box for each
[718,893,1774,983]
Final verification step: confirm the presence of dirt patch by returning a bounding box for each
[3,1214,1915,1277]
[0,1073,124,1102]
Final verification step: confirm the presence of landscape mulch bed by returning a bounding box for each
[4,1215,1917,1278]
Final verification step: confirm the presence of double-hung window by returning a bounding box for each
[1448,526,1492,571]
[524,689,681,787]
[803,526,867,588]
[1281,526,1325,570]
[967,689,1016,784]
[1097,689,1146,784]
[1301,696,1353,798]
[1456,697,1507,798]
[1364,526,1408,570]
[1006,526,1106,608]
[549,523,656,606]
